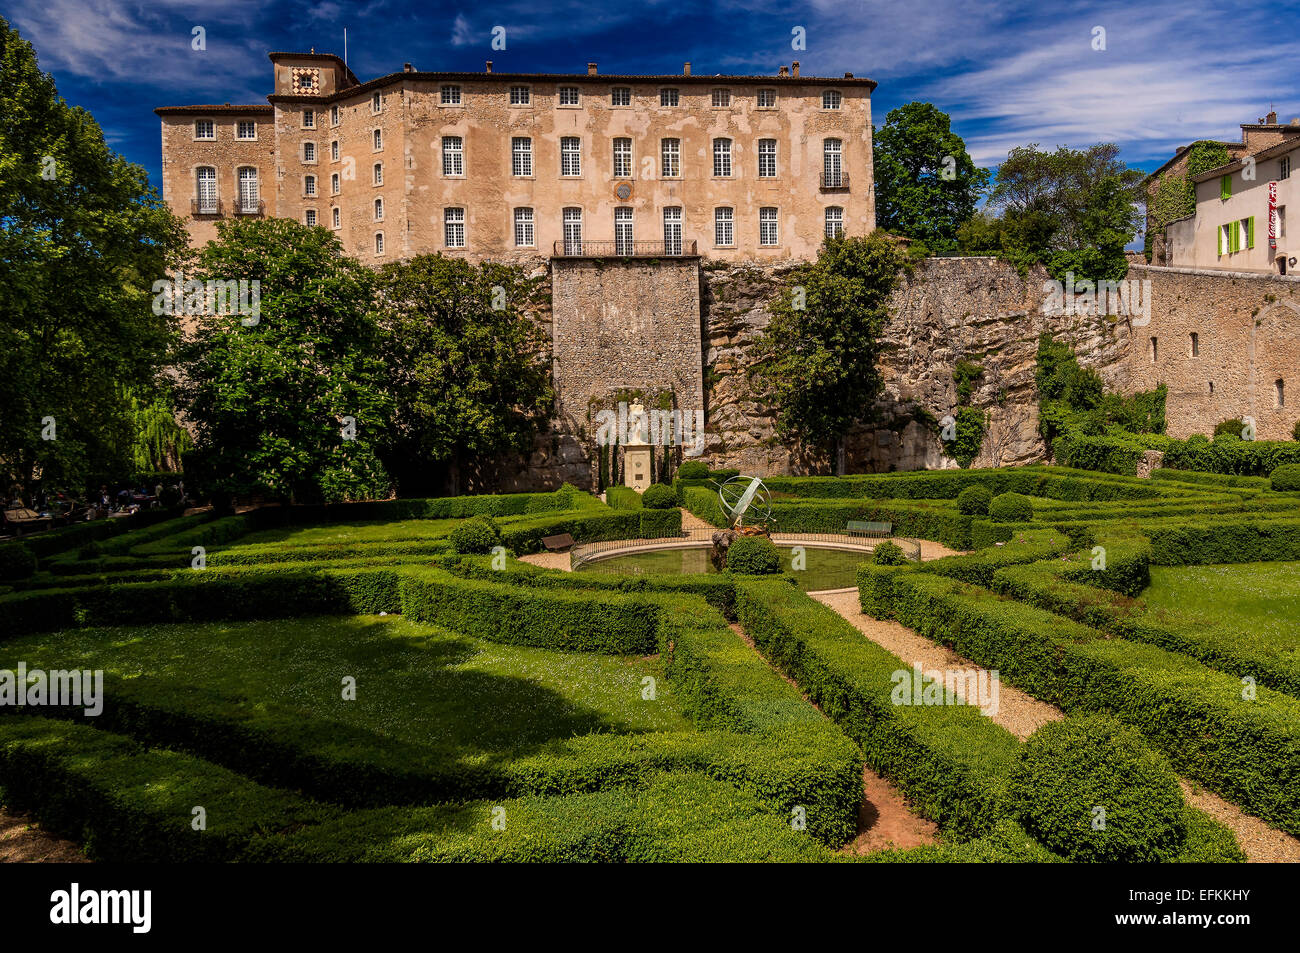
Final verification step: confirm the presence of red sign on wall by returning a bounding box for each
[1269,181,1278,250]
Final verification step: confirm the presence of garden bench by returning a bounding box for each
[2,507,51,535]
[846,520,892,538]
[542,532,576,552]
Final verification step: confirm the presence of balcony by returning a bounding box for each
[820,170,849,191]
[191,198,223,217]
[551,239,698,258]
[234,200,265,217]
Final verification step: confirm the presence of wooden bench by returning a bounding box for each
[846,520,892,538]
[3,507,52,535]
[542,532,576,552]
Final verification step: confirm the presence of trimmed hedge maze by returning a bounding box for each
[1,468,1295,862]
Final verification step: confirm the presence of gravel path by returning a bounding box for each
[518,551,572,572]
[812,591,1300,864]
[0,807,87,863]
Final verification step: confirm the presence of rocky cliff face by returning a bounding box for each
[701,256,1130,474]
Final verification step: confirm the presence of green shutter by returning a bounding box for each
[1248,216,1255,249]
[1230,220,1240,252]
[1221,174,1232,200]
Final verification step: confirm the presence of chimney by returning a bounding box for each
[844,72,854,78]
[587,62,598,75]
[485,61,492,73]
[1267,110,1278,124]
[792,60,800,77]
[404,63,413,72]
[778,65,788,77]
[683,62,691,75]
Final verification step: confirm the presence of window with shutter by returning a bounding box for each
[1220,175,1231,200]
[1247,216,1255,249]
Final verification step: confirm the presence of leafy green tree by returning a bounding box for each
[178,219,392,504]
[987,143,1145,282]
[750,234,911,473]
[127,388,192,473]
[874,102,990,254]
[0,16,188,494]
[376,254,552,494]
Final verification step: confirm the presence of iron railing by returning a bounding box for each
[570,525,920,570]
[234,199,265,217]
[551,239,698,258]
[820,170,849,190]
[191,198,223,216]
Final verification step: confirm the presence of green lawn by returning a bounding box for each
[0,615,690,762]
[579,545,871,591]
[231,518,467,548]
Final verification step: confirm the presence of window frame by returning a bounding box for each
[442,136,464,177]
[759,206,779,246]
[612,137,632,178]
[558,86,581,107]
[194,119,215,141]
[659,88,679,107]
[444,207,466,248]
[302,109,315,129]
[560,136,582,177]
[757,88,776,109]
[714,206,734,247]
[513,207,535,247]
[611,87,632,107]
[711,88,732,108]
[822,89,843,110]
[758,139,777,178]
[374,197,384,222]
[303,174,317,197]
[374,231,384,254]
[712,138,732,178]
[236,120,257,141]
[373,162,383,186]
[440,85,462,106]
[371,92,382,114]
[661,138,681,178]
[195,166,218,213]
[302,141,317,164]
[824,205,844,238]
[512,137,533,177]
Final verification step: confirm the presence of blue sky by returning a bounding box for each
[7,0,1300,192]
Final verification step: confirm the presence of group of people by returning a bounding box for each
[6,480,189,523]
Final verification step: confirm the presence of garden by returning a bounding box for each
[2,462,1298,862]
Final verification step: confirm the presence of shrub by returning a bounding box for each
[1213,419,1245,440]
[642,484,676,510]
[676,461,710,480]
[448,516,501,555]
[956,485,992,516]
[989,492,1033,523]
[726,536,781,575]
[604,486,641,510]
[0,543,37,580]
[1271,464,1300,492]
[1293,420,1300,442]
[1009,716,1187,862]
[872,541,908,565]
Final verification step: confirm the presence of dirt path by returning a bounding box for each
[812,592,1300,863]
[518,551,571,571]
[0,807,87,863]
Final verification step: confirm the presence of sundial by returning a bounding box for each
[716,475,773,529]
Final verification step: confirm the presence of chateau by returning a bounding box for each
[156,52,877,263]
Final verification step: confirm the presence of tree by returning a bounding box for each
[376,254,552,494]
[874,102,990,254]
[0,17,188,494]
[1149,141,1231,233]
[987,143,1145,282]
[750,234,911,473]
[177,219,392,504]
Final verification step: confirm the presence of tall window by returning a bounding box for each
[443,136,464,176]
[194,119,214,140]
[332,207,340,228]
[1150,336,1158,363]
[758,139,776,177]
[331,173,340,195]
[615,207,634,255]
[611,87,631,106]
[374,232,384,254]
[305,209,317,226]
[562,207,583,254]
[331,140,339,161]
[330,105,340,126]
[661,138,680,177]
[660,88,679,107]
[373,162,383,185]
[757,89,776,108]
[561,137,581,176]
[237,121,256,140]
[304,174,316,197]
[1189,332,1199,357]
[713,138,732,177]
[759,207,778,246]
[559,86,580,106]
[711,88,731,107]
[512,137,533,176]
[823,139,843,187]
[371,92,382,113]
[237,167,259,213]
[822,90,843,109]
[613,138,632,178]
[663,207,682,256]
[825,206,844,238]
[510,85,531,105]
[1282,155,1292,180]
[1277,378,1286,409]
[195,167,217,213]
[303,142,316,162]
[373,129,383,150]
[514,207,534,247]
[303,110,315,129]
[374,198,384,221]
[444,207,465,247]
[714,207,734,246]
[440,85,461,105]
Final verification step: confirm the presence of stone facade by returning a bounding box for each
[157,53,876,266]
